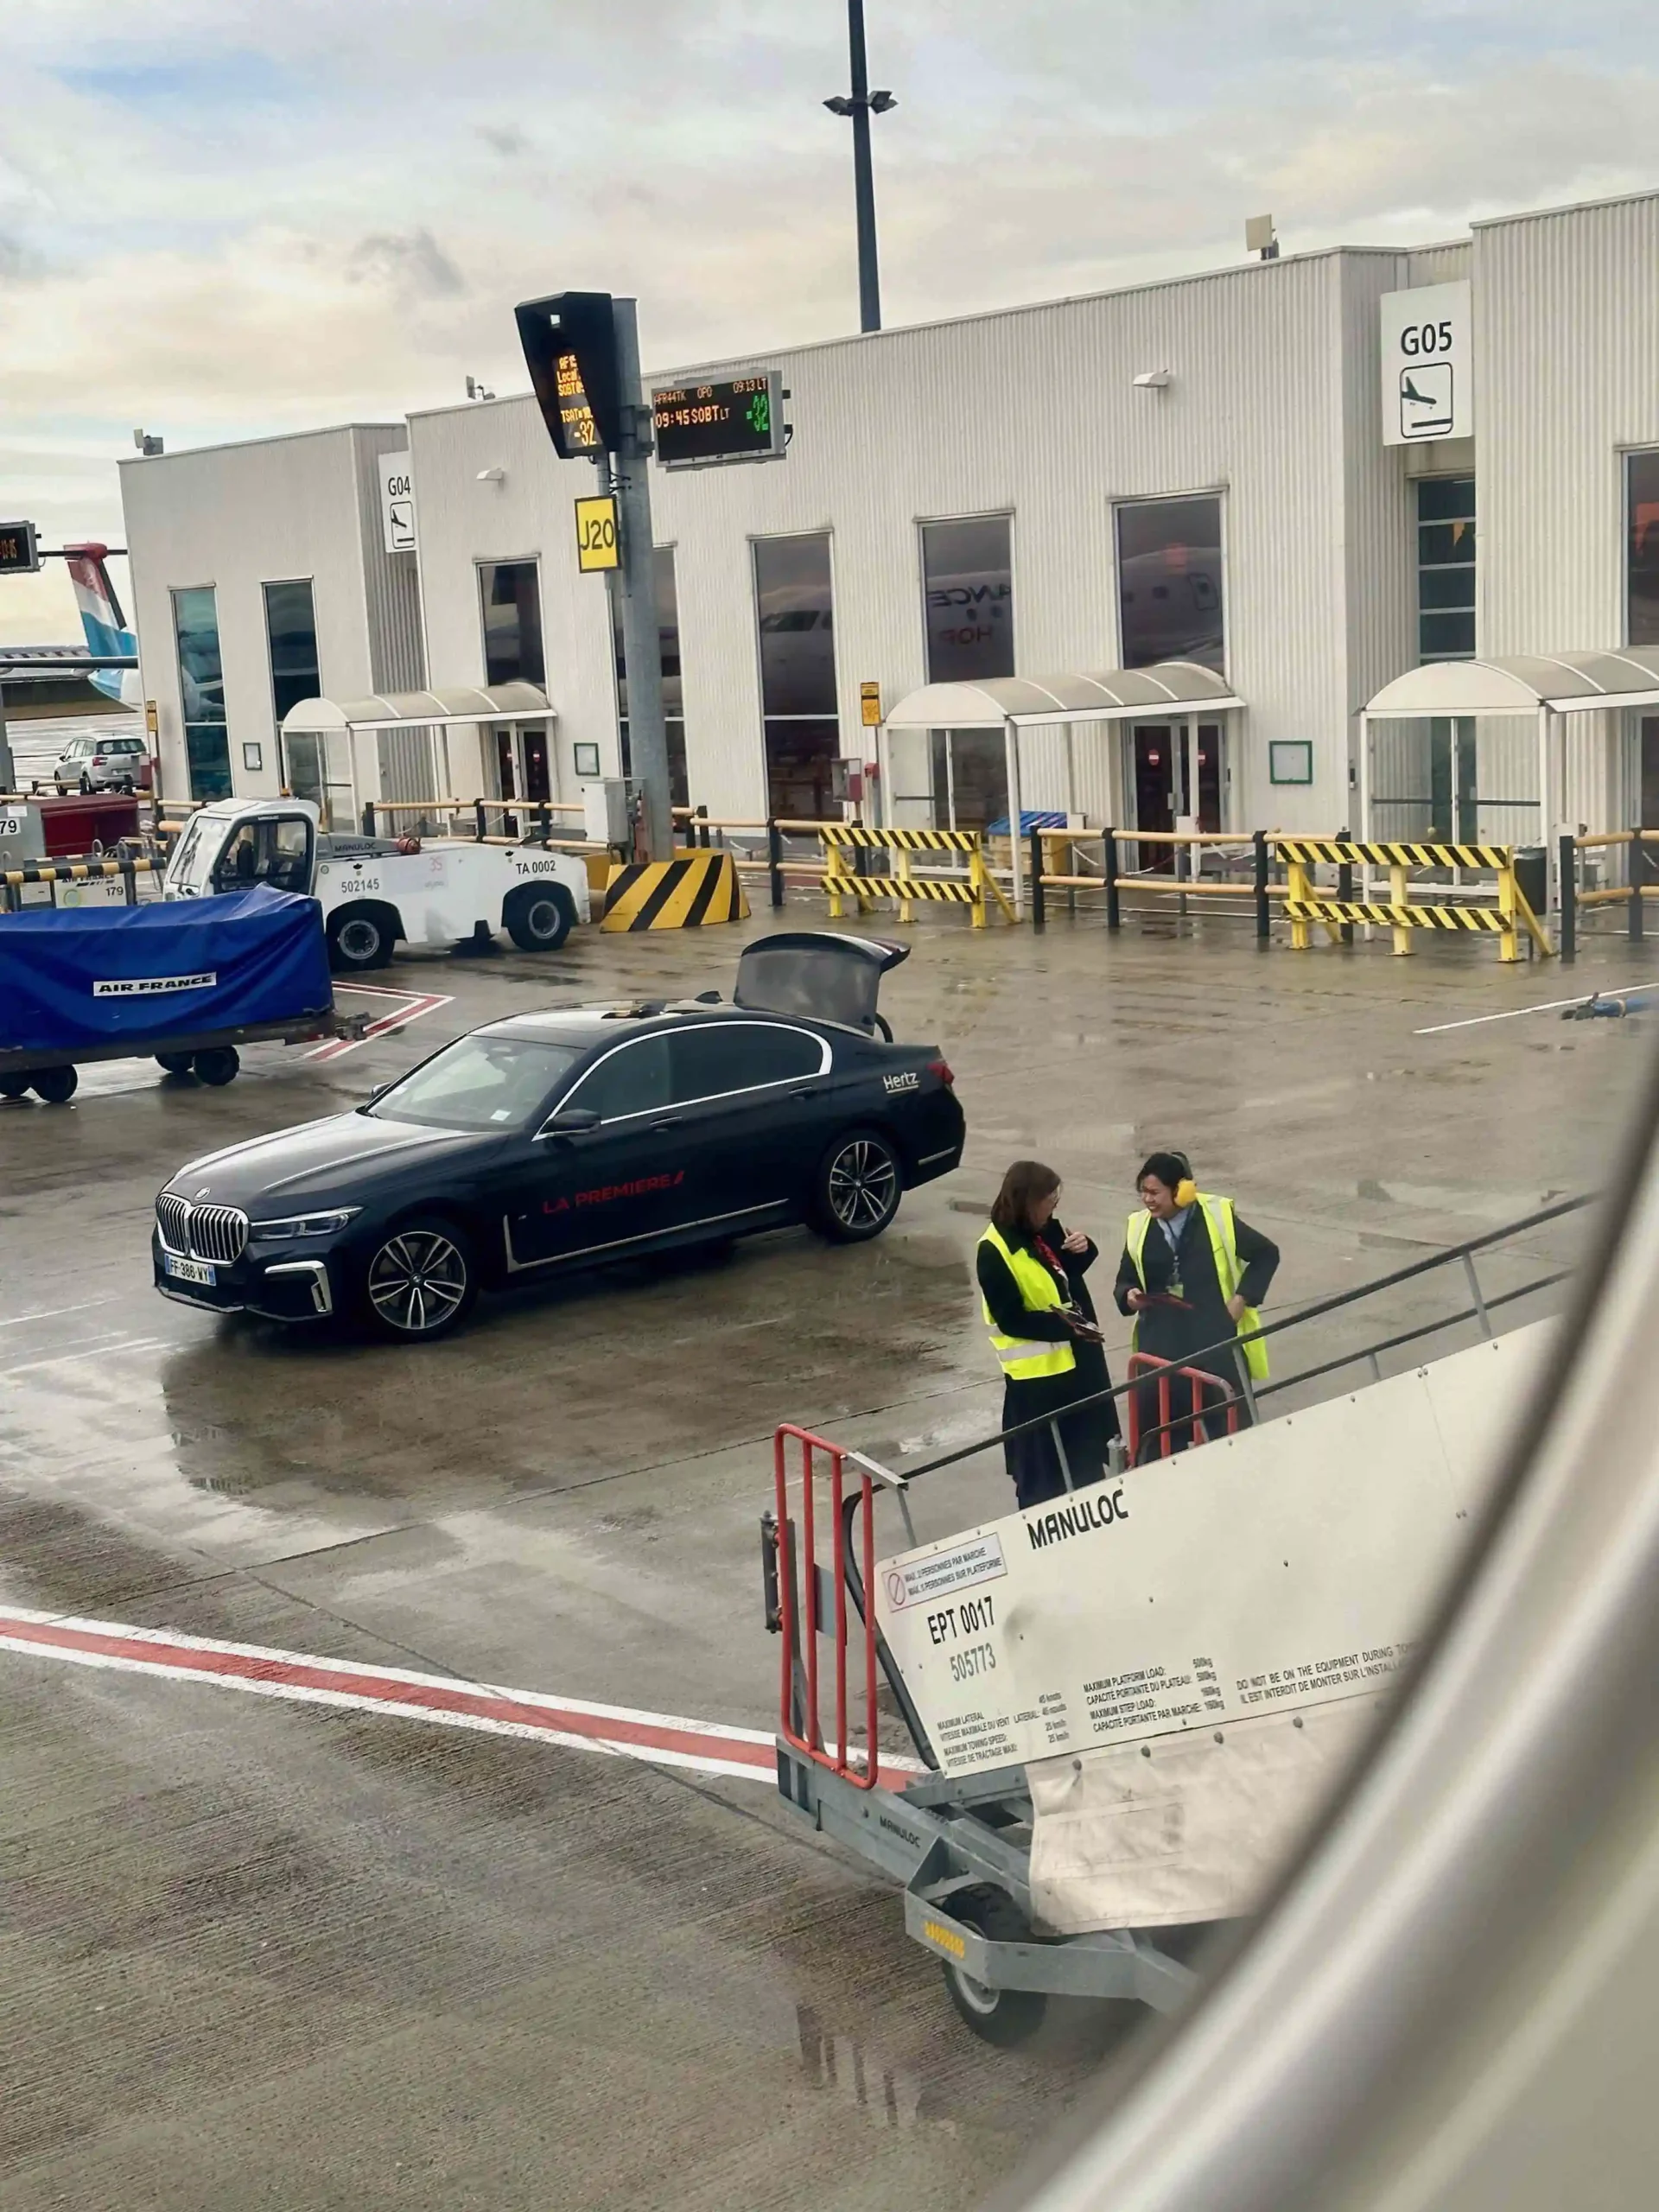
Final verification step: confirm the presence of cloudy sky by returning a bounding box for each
[3,0,1656,639]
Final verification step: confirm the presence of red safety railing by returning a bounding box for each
[1126,1351,1243,1463]
[773,1424,880,1789]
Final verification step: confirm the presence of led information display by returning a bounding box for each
[652,372,785,468]
[515,292,623,460]
[0,519,41,575]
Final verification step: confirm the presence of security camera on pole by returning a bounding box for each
[514,289,673,861]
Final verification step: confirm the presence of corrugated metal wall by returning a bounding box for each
[411,253,1382,830]
[350,426,433,809]
[119,425,401,803]
[1478,194,1659,849]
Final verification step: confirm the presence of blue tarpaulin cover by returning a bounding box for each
[0,887,333,1056]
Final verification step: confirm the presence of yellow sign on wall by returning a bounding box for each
[574,494,620,572]
[860,680,881,728]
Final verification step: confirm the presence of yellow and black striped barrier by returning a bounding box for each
[1277,837,1511,870]
[601,848,750,932]
[1284,900,1511,933]
[3,855,156,886]
[817,825,1014,927]
[1274,836,1550,963]
[820,824,982,853]
[3,855,157,915]
[820,874,979,905]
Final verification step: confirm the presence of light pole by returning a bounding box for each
[823,0,896,334]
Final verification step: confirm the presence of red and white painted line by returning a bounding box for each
[308,982,454,1062]
[0,1605,779,1783]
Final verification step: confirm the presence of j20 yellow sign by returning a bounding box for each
[574,495,620,572]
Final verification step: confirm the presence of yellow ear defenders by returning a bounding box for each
[1174,1177,1198,1208]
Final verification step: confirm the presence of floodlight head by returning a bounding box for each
[823,95,855,117]
[1245,212,1280,259]
[476,466,505,484]
[869,89,897,114]
[1133,369,1173,391]
[133,428,145,451]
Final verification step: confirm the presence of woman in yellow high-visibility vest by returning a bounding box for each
[1113,1149,1280,1451]
[976,1159,1119,1510]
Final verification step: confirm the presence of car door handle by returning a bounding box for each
[648,1116,682,1130]
[788,1087,818,1099]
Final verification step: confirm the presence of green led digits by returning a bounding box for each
[745,391,771,436]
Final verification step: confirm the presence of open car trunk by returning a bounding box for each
[733,930,909,1037]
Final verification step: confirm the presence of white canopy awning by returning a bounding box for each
[1364,651,1659,720]
[883,662,1240,729]
[280,682,553,736]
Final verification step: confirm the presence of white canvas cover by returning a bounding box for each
[875,1326,1545,1931]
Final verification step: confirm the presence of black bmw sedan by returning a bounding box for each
[151,935,965,1343]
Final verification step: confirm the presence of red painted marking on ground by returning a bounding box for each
[0,1607,779,1775]
[308,986,453,1062]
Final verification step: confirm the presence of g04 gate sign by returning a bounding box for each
[574,493,620,572]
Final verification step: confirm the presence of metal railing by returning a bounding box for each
[865,1194,1588,1497]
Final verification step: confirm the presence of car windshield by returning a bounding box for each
[366,1034,584,1133]
[168,815,213,891]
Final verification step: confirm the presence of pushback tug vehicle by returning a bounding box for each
[163,798,591,971]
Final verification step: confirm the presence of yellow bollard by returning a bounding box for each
[895,842,915,925]
[1287,857,1312,950]
[1389,862,1412,957]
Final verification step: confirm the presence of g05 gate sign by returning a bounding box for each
[1380,280,1472,446]
[574,493,620,572]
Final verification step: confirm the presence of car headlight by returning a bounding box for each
[248,1209,361,1242]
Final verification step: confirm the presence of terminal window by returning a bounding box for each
[171,586,232,800]
[1629,451,1659,647]
[1416,477,1477,662]
[921,516,1014,833]
[753,533,839,819]
[1116,496,1224,671]
[479,560,546,687]
[610,547,688,809]
[264,579,320,725]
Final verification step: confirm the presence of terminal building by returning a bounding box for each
[120,187,1659,876]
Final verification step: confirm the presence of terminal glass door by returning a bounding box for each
[1128,722,1222,872]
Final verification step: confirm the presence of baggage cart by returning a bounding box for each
[762,1426,1205,2044]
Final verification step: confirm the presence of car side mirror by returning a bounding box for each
[536,1107,601,1141]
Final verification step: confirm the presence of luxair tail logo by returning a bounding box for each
[92,973,216,997]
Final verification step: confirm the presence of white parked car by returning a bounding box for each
[52,732,153,792]
[163,798,592,971]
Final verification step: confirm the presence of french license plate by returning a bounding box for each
[163,1254,216,1287]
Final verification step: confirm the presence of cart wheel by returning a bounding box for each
[193,1046,240,1086]
[31,1065,79,1105]
[0,1075,30,1100]
[503,882,575,952]
[156,1052,196,1076]
[940,1888,1048,2047]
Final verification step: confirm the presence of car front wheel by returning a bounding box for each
[810,1128,903,1243]
[359,1217,477,1342]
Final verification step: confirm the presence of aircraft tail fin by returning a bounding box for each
[63,542,140,706]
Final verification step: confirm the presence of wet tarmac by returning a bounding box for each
[1,901,1649,2209]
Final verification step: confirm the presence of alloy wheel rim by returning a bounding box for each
[367,1230,467,1334]
[525,899,559,938]
[828,1140,897,1229]
[339,918,381,963]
